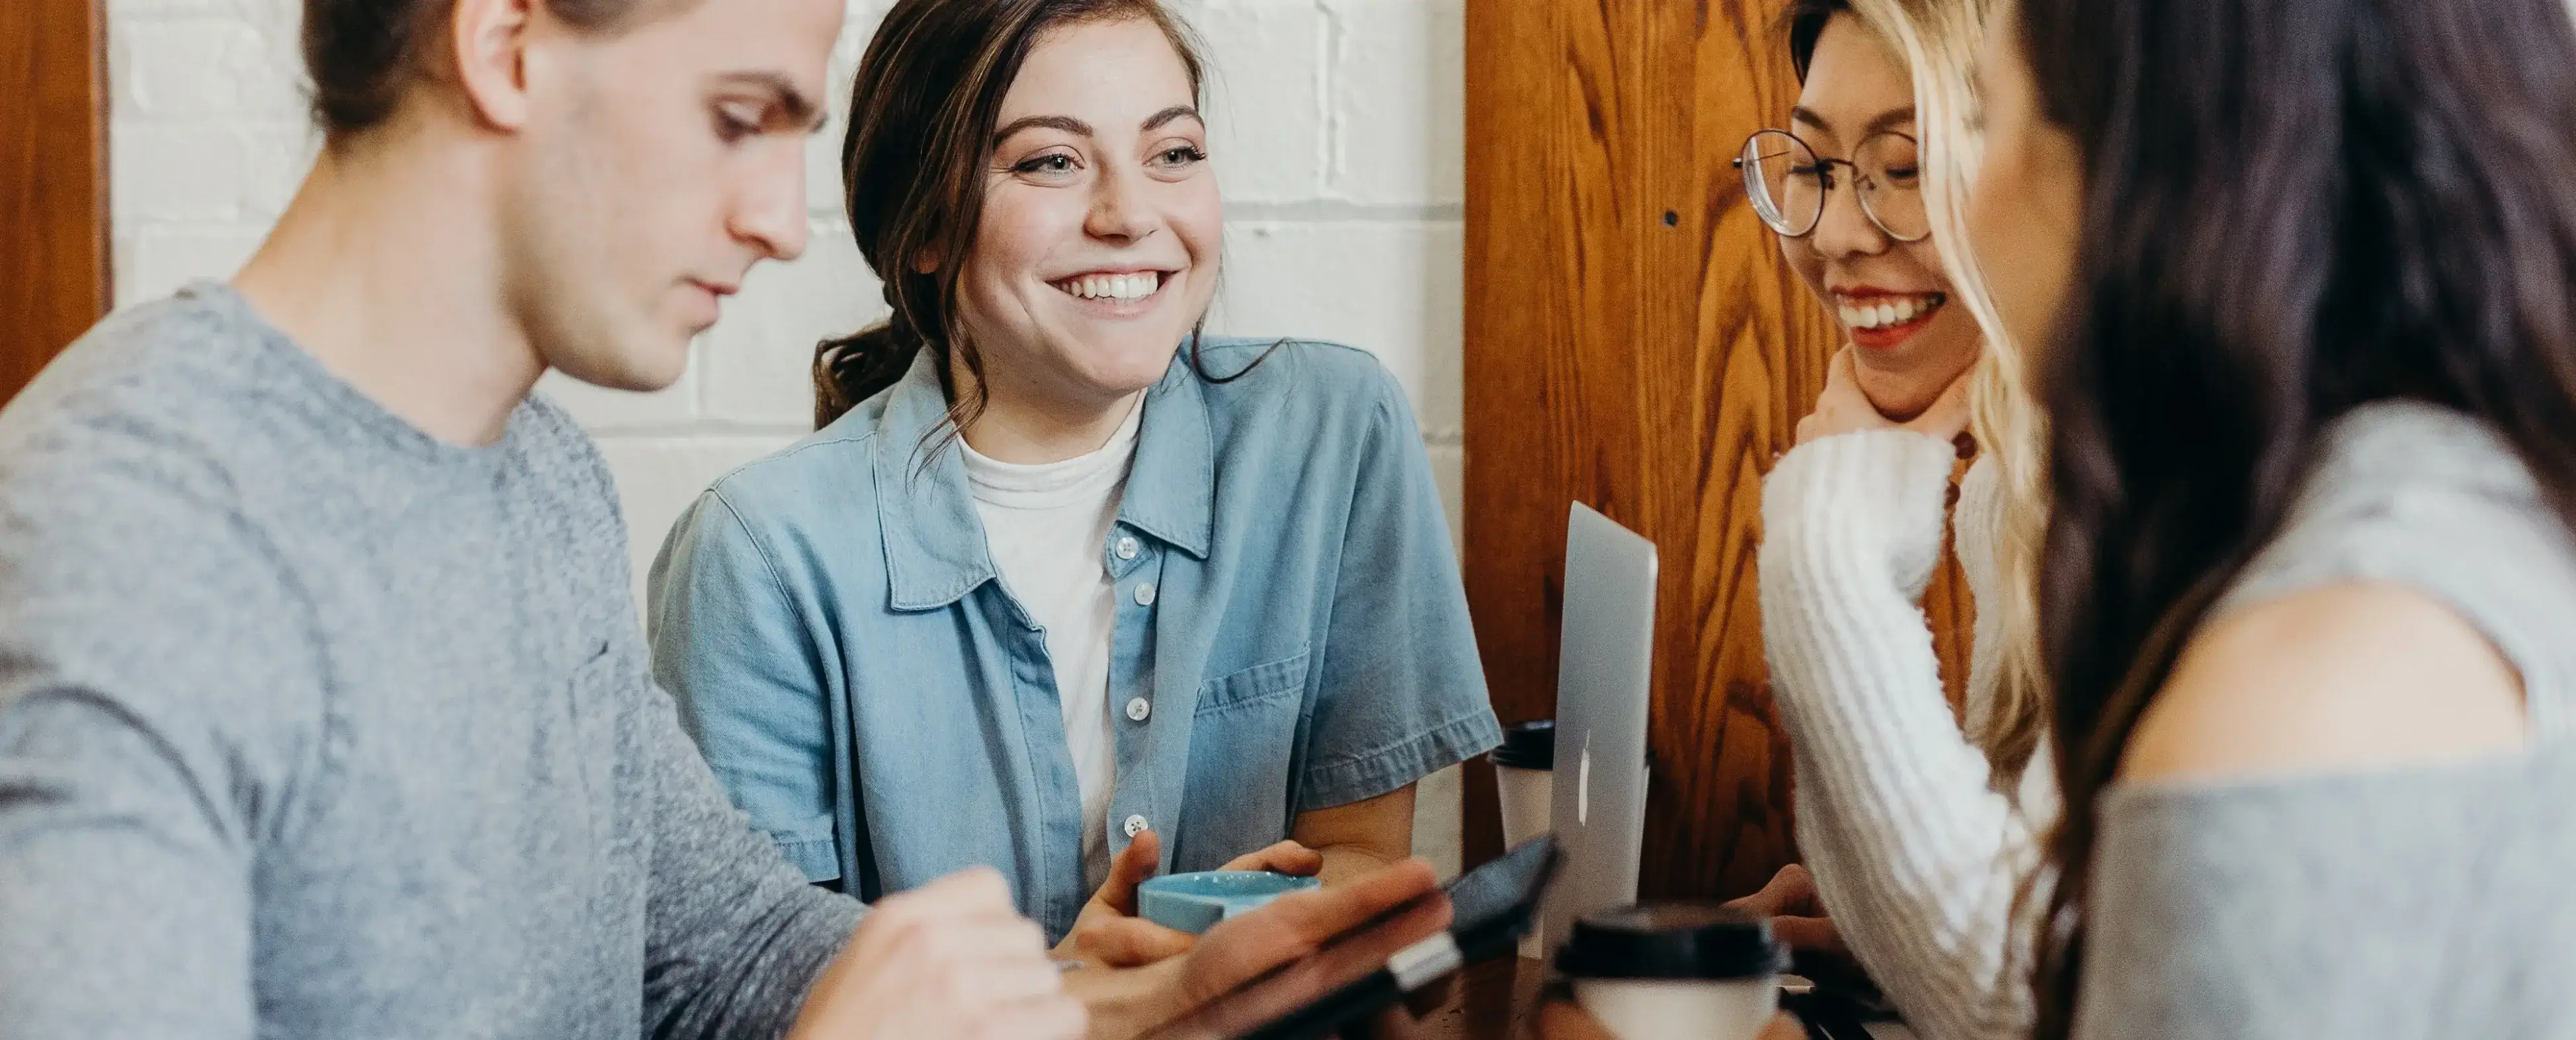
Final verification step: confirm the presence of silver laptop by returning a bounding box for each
[1537,502,1658,958]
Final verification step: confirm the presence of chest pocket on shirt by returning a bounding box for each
[1181,648,1312,865]
[1194,649,1310,715]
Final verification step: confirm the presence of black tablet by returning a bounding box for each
[1142,837,1561,1040]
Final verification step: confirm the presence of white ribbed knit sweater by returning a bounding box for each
[1758,429,2058,1040]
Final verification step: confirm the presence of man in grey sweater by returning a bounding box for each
[0,0,1438,1035]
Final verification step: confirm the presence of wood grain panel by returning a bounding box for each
[1464,0,1976,900]
[1,0,110,404]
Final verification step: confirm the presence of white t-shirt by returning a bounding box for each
[960,402,1143,894]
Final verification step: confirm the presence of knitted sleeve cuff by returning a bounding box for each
[1762,429,1959,601]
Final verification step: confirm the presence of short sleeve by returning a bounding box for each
[1297,373,1503,811]
[634,663,865,1039]
[0,461,325,1039]
[646,490,843,882]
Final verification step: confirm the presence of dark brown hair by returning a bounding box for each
[2018,0,2576,1035]
[1785,0,1851,82]
[813,0,1219,433]
[302,0,679,140]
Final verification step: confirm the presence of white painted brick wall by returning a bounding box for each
[107,0,1470,877]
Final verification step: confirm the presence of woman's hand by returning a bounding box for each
[1797,346,1975,451]
[1724,863,1845,955]
[1174,858,1443,1010]
[1063,857,1444,1039]
[1056,832,1326,968]
[788,867,1085,1040]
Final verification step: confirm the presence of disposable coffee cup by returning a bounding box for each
[1557,903,1789,1040]
[1488,720,1555,957]
[1491,720,1556,847]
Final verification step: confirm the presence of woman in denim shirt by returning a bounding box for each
[645,0,1501,950]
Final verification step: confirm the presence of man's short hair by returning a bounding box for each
[302,0,681,138]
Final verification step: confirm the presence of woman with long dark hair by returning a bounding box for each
[643,0,1498,962]
[1965,0,2576,1035]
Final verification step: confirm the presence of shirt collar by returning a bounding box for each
[870,352,994,611]
[1119,348,1215,561]
[871,345,1215,611]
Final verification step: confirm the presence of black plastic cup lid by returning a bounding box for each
[1554,903,1790,981]
[1490,719,1555,770]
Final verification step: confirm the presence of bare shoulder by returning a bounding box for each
[2120,582,2528,783]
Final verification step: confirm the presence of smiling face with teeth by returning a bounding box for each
[1780,12,1985,421]
[943,16,1221,445]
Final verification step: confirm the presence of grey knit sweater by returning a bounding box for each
[0,283,865,1038]
[2077,402,2576,1039]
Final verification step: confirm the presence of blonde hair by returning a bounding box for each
[1835,0,2051,785]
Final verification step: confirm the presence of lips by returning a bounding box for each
[683,279,736,330]
[1831,289,1947,350]
[1052,271,1165,302]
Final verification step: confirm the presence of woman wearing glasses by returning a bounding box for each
[1745,5,1981,422]
[1739,2,2057,1039]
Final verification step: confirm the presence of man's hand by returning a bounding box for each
[789,867,1084,1040]
[1057,831,1326,968]
[1725,863,1844,954]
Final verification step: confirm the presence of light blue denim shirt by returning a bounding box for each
[646,337,1501,939]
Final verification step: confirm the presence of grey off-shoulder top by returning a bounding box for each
[2075,402,2576,1040]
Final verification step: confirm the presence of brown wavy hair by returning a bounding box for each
[812,0,1210,433]
[2018,0,2576,1035]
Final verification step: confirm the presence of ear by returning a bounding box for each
[451,0,538,131]
[910,249,943,275]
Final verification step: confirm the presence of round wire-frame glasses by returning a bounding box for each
[1731,128,1929,243]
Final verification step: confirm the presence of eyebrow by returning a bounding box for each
[1789,104,1918,137]
[716,71,828,132]
[1142,105,1203,132]
[995,115,1095,146]
[994,107,1205,146]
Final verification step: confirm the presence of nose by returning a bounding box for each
[731,141,810,263]
[1809,172,1889,262]
[1084,162,1157,245]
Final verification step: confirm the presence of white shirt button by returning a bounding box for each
[1115,536,1140,560]
[1133,582,1156,607]
[1126,697,1152,722]
[1123,814,1149,838]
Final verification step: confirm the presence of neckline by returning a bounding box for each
[194,280,528,474]
[960,398,1144,503]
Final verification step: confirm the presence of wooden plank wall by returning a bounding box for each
[1462,0,1974,899]
[1,0,110,403]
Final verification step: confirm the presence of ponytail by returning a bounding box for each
[812,320,923,429]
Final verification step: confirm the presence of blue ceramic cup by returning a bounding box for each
[1137,871,1323,935]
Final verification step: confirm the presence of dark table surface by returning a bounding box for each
[1391,957,1908,1040]
[1408,956,1547,1039]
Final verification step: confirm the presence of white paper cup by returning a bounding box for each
[1496,764,1554,849]
[1574,977,1779,1040]
[1489,720,1557,957]
[1494,763,1552,957]
[1559,904,1789,1040]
